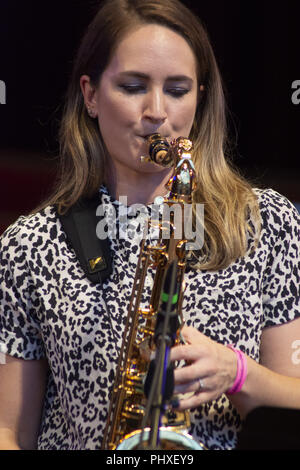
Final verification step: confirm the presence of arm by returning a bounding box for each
[0,355,48,450]
[230,317,300,415]
[172,193,300,414]
[171,319,300,416]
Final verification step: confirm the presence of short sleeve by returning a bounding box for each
[260,190,300,328]
[0,217,45,360]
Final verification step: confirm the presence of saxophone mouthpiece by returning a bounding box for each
[142,133,173,168]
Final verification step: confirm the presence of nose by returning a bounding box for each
[143,88,167,124]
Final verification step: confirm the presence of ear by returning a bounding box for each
[193,84,205,113]
[80,75,98,118]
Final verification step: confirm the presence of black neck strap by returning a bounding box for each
[58,195,112,284]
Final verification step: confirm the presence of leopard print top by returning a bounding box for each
[0,187,299,449]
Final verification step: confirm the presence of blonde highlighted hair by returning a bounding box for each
[40,0,260,270]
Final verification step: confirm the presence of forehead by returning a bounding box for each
[104,24,197,79]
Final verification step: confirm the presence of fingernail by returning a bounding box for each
[170,397,180,409]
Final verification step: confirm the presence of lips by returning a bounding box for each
[138,133,170,141]
[137,135,150,142]
[137,134,155,143]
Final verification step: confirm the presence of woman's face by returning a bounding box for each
[88,24,198,176]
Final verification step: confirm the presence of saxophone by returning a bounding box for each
[101,134,205,450]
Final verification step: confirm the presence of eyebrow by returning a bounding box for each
[117,71,194,83]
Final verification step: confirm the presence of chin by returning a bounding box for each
[137,159,170,174]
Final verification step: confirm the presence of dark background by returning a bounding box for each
[0,0,299,234]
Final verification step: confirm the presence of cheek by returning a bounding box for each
[98,92,137,129]
[96,94,140,158]
[171,98,197,133]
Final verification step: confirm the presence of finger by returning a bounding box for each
[170,344,204,363]
[181,325,206,344]
[175,391,210,411]
[174,378,201,395]
[174,362,204,384]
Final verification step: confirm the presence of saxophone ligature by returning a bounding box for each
[101,134,205,450]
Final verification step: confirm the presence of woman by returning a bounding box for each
[0,0,299,450]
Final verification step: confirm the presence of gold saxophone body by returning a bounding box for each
[101,134,205,450]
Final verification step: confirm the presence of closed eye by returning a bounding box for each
[119,84,146,94]
[167,88,190,98]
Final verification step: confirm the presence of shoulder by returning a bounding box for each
[251,188,299,282]
[0,206,63,254]
[253,187,300,232]
[254,187,299,215]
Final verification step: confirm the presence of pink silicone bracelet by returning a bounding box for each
[226,345,248,395]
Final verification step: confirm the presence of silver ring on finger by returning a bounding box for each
[197,378,205,392]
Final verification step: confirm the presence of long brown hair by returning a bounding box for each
[40,0,260,270]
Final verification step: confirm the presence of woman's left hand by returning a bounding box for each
[170,325,237,410]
